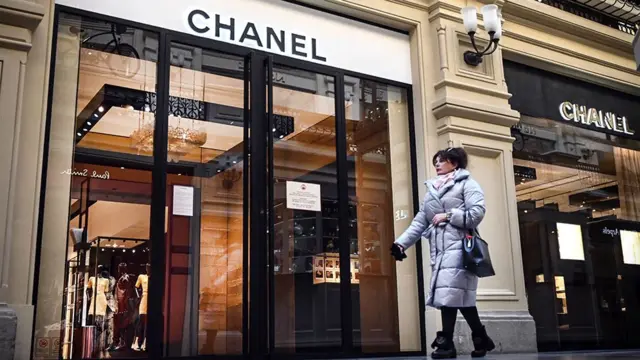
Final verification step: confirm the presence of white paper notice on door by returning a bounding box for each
[286,181,321,212]
[173,185,194,217]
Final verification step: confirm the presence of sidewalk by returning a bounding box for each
[347,351,640,359]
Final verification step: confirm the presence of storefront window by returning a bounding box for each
[34,13,158,360]
[513,115,640,350]
[506,54,640,352]
[35,7,420,359]
[344,76,420,352]
[269,66,341,351]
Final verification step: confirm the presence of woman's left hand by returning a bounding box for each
[432,213,448,225]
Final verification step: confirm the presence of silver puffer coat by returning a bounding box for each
[395,169,486,308]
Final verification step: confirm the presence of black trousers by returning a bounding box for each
[441,306,483,335]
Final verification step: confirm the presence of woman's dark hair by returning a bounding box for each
[432,147,468,169]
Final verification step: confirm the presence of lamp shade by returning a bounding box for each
[481,4,499,33]
[461,7,478,33]
[493,21,502,39]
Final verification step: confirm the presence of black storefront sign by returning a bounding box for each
[504,61,640,140]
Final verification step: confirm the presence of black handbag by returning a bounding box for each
[462,212,495,278]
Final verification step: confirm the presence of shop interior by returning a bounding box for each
[56,15,417,359]
[512,116,640,351]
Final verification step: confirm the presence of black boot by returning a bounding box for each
[471,326,495,358]
[430,331,456,359]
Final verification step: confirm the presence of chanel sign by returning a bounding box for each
[559,101,634,136]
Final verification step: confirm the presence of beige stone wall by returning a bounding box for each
[1,0,638,358]
[0,1,52,359]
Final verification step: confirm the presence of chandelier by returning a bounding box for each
[130,118,207,162]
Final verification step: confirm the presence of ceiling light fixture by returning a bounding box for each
[130,118,207,163]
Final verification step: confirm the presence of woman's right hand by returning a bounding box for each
[390,243,407,261]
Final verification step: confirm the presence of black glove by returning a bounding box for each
[390,243,407,261]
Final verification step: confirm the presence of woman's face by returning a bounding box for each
[434,156,457,175]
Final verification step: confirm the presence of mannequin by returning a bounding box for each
[132,264,150,352]
[87,266,112,358]
[113,263,132,350]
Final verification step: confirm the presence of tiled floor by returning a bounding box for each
[348,351,640,359]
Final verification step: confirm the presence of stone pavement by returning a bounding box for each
[343,351,640,360]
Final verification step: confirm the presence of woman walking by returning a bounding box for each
[390,147,495,359]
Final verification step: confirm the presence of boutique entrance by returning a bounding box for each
[34,8,422,360]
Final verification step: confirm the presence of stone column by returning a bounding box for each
[0,1,50,359]
[427,3,537,354]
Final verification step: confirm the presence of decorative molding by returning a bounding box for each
[477,289,518,300]
[437,123,514,143]
[432,97,520,127]
[436,25,449,71]
[0,0,45,53]
[478,0,506,5]
[472,310,535,319]
[305,0,424,31]
[427,1,460,16]
[502,0,633,53]
[0,35,32,53]
[0,0,45,30]
[0,58,25,292]
[387,0,431,11]
[503,30,639,80]
[434,78,511,100]
[428,5,463,24]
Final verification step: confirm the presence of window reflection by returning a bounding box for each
[515,115,640,350]
[35,13,157,360]
[270,66,342,351]
[164,44,246,356]
[344,76,420,352]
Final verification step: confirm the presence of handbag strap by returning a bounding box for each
[462,180,480,237]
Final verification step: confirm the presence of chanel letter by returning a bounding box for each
[188,10,210,34]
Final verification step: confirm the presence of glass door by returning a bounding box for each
[157,38,252,357]
[267,64,341,353]
[156,34,281,358]
[265,66,421,356]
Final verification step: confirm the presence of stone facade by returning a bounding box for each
[0,303,17,360]
[0,1,50,359]
[0,0,638,359]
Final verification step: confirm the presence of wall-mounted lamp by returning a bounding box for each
[461,5,502,66]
